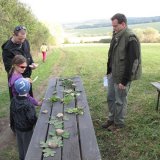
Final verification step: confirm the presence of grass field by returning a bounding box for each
[0,43,160,160]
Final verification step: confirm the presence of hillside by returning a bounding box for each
[63,16,160,30]
[64,22,160,38]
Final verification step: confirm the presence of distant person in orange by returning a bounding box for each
[40,43,48,62]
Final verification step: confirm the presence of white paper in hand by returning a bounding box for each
[103,76,108,87]
[32,76,38,83]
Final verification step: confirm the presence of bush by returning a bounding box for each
[99,38,111,43]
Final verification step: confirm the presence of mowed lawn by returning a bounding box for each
[0,43,160,160]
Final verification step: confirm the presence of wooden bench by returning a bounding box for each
[25,76,101,160]
[151,82,160,111]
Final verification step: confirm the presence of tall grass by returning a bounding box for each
[0,43,160,160]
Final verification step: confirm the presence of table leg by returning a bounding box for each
[156,91,160,111]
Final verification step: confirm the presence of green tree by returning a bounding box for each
[0,0,56,62]
[134,27,160,43]
[143,27,160,42]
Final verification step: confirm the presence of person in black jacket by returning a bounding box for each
[2,26,38,99]
[10,77,37,160]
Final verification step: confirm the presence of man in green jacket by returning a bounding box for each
[102,13,142,131]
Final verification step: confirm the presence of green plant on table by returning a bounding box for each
[62,94,74,105]
[42,148,56,157]
[48,117,64,129]
[65,106,84,115]
[49,129,70,139]
[63,89,81,97]
[60,78,76,89]
[49,96,62,103]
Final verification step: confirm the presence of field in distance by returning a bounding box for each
[64,22,160,37]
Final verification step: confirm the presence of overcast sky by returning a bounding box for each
[19,0,160,23]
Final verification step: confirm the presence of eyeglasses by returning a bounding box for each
[18,65,27,69]
[14,26,26,31]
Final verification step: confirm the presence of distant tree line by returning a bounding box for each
[63,27,160,44]
[96,27,160,43]
[105,27,160,43]
[0,0,56,63]
[65,16,160,30]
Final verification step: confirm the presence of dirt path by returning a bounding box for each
[0,117,16,149]
[0,48,66,157]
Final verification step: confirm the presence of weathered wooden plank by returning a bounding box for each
[151,82,160,91]
[25,78,57,160]
[43,78,64,160]
[151,82,160,111]
[62,84,81,160]
[26,77,101,160]
[75,77,101,160]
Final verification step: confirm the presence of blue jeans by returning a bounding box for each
[107,74,131,126]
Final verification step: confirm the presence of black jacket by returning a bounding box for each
[2,38,34,77]
[10,96,37,132]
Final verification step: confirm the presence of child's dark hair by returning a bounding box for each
[8,55,27,78]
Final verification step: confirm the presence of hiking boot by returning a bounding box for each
[102,120,114,129]
[115,124,125,128]
[107,124,125,132]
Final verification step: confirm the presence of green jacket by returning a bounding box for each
[107,28,142,84]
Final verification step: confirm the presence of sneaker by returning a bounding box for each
[102,120,114,129]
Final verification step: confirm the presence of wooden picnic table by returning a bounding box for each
[25,76,101,160]
[151,82,160,111]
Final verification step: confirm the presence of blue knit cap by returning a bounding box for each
[14,78,30,95]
